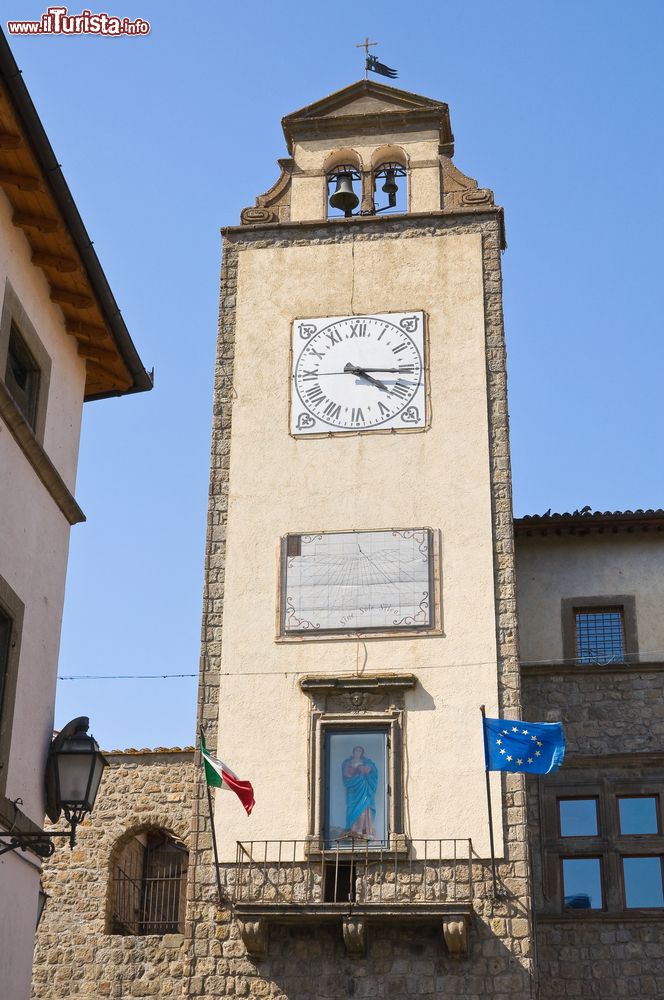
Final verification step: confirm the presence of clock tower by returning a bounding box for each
[189,80,534,999]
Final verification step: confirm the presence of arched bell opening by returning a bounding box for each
[372,161,408,214]
[326,165,362,219]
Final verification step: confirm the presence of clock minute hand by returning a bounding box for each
[343,362,389,392]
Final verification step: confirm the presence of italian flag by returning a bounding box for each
[200,729,255,816]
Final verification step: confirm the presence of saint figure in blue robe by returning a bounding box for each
[342,745,378,839]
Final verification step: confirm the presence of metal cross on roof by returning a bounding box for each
[356,37,378,79]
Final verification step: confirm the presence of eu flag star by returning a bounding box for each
[527,757,533,764]
[506,755,513,762]
[517,758,523,765]
[522,729,528,735]
[535,750,541,756]
[496,739,502,745]
[511,727,518,732]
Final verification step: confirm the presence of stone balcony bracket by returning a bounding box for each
[234,903,473,959]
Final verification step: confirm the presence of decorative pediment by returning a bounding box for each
[285,80,447,120]
[282,80,454,155]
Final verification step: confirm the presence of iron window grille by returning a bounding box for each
[574,606,625,664]
[110,831,188,935]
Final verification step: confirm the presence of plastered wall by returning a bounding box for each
[516,533,664,664]
[214,231,503,857]
[0,185,86,819]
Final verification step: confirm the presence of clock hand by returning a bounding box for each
[343,362,389,392]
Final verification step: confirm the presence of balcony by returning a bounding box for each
[230,838,474,957]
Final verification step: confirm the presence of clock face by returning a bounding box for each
[290,311,426,435]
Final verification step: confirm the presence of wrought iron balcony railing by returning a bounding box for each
[233,837,474,907]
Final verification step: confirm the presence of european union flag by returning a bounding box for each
[483,717,565,774]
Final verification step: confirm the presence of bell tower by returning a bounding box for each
[190,80,533,998]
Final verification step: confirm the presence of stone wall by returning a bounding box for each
[534,918,664,998]
[32,749,194,1000]
[522,663,664,998]
[522,664,664,755]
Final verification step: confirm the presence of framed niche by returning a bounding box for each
[300,673,416,854]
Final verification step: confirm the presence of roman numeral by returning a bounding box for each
[349,321,367,338]
[378,401,391,417]
[377,325,388,341]
[351,407,365,424]
[306,385,324,401]
[323,401,341,420]
[325,329,342,346]
[300,368,319,381]
[392,342,408,355]
[390,380,410,399]
[398,364,415,375]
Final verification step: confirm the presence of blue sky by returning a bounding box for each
[7,1,663,750]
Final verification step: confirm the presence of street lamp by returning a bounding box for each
[0,717,108,858]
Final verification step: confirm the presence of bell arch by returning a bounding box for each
[371,144,409,214]
[324,149,363,219]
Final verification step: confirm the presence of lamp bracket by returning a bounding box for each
[0,816,81,857]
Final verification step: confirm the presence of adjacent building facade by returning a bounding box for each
[32,81,664,999]
[0,30,151,1000]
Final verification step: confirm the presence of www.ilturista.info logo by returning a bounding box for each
[7,7,150,35]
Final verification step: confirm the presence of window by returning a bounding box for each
[110,830,188,935]
[281,528,438,637]
[561,596,638,665]
[0,608,11,725]
[562,857,603,910]
[622,856,664,908]
[0,282,52,443]
[575,607,625,664]
[540,782,664,914]
[5,322,40,429]
[559,798,598,837]
[619,796,659,835]
[0,576,24,796]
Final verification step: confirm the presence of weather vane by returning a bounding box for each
[356,38,398,80]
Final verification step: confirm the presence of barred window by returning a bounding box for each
[574,607,625,664]
[110,830,188,935]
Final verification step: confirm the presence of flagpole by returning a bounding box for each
[201,730,225,908]
[480,704,498,898]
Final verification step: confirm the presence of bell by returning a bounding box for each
[381,168,398,207]
[329,173,359,217]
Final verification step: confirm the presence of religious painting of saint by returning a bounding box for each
[324,731,388,847]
